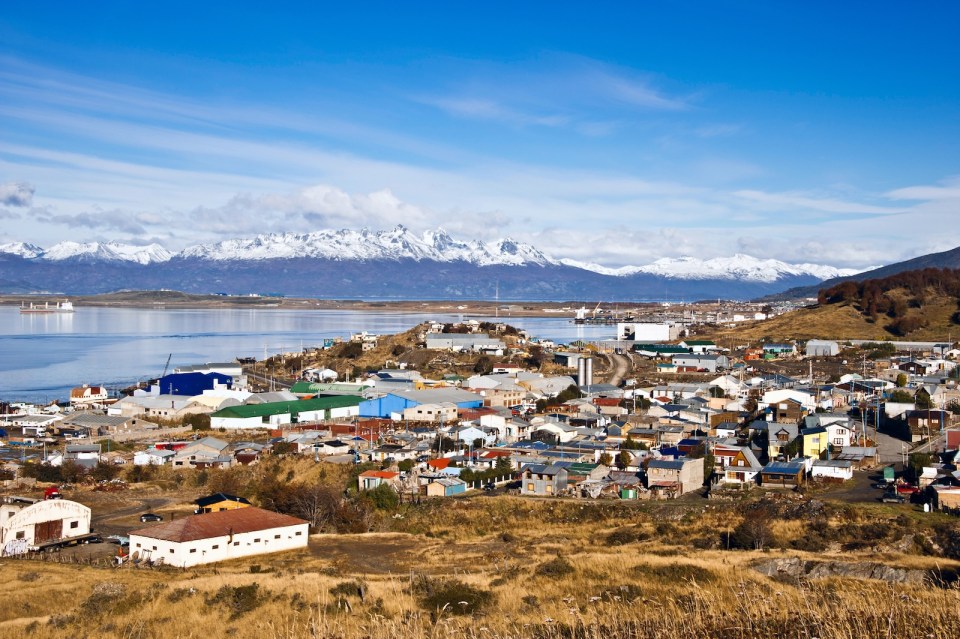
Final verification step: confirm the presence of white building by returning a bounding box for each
[133,448,176,466]
[129,507,309,568]
[805,340,840,357]
[69,384,109,408]
[402,402,458,424]
[617,322,681,342]
[811,459,854,481]
[0,497,91,554]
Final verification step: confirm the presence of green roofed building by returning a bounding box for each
[562,462,608,481]
[210,396,362,430]
[633,344,691,357]
[289,381,369,397]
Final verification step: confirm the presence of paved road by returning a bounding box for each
[873,430,912,466]
[818,469,886,503]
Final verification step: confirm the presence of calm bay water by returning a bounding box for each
[0,306,615,403]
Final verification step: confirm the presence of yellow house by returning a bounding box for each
[800,427,829,458]
[194,493,252,514]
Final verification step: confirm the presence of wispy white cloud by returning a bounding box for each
[35,208,150,235]
[414,55,691,132]
[732,189,904,215]
[0,181,35,206]
[593,71,690,111]
[183,185,433,237]
[693,123,742,138]
[885,176,960,200]
[421,97,571,128]
[2,55,958,272]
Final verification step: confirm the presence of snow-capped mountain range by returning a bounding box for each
[0,226,859,283]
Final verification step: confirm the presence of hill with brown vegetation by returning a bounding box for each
[708,268,960,342]
[3,488,960,639]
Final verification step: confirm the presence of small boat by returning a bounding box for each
[19,300,75,314]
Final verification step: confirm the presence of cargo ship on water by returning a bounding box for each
[19,300,75,314]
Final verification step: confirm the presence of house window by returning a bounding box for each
[152,546,157,551]
[70,521,79,529]
[254,538,261,543]
[546,485,553,494]
[834,438,844,445]
[15,531,24,539]
[274,534,281,539]
[189,549,196,553]
[295,531,302,536]
[234,541,240,546]
[169,549,175,554]
[212,545,219,550]
[527,483,534,492]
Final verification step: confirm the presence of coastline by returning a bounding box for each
[0,291,667,318]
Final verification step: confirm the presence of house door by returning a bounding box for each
[34,519,62,543]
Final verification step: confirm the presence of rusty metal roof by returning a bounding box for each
[129,507,307,543]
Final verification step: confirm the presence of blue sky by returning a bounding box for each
[1,1,958,269]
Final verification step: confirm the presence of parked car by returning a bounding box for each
[139,513,163,522]
[881,492,906,504]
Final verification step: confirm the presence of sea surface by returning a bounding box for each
[0,305,616,403]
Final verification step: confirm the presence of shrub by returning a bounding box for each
[413,577,493,616]
[723,516,773,550]
[207,584,264,619]
[80,582,127,617]
[167,588,197,603]
[692,535,717,550]
[536,556,575,579]
[606,527,648,546]
[330,580,367,599]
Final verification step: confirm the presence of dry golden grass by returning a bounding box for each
[707,295,958,342]
[6,485,960,637]
[3,538,960,639]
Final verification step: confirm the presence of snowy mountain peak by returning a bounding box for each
[180,227,557,266]
[2,229,858,282]
[0,242,44,259]
[42,241,174,264]
[627,254,860,283]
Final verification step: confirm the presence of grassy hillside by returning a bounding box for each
[3,495,960,639]
[711,269,960,342]
[709,294,958,342]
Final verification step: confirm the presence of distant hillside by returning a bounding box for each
[771,245,960,300]
[710,267,960,342]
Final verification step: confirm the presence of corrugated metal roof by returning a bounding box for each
[648,459,687,470]
[195,493,252,508]
[763,461,804,474]
[212,396,362,419]
[358,470,399,479]
[130,507,306,543]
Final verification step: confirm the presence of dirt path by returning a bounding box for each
[606,351,631,386]
[89,496,174,535]
[309,533,428,574]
